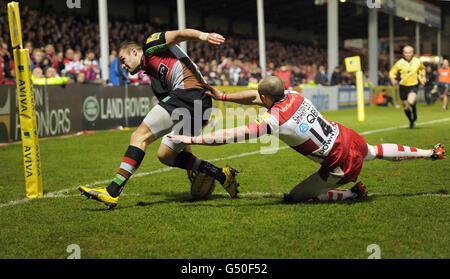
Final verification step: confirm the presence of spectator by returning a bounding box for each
[54,52,65,75]
[330,66,342,86]
[24,41,36,70]
[109,53,128,86]
[76,72,87,84]
[45,67,59,78]
[275,65,293,89]
[236,72,249,86]
[424,65,437,105]
[228,58,242,86]
[83,50,100,81]
[1,41,13,81]
[32,67,44,79]
[44,44,57,65]
[314,65,328,86]
[62,50,84,80]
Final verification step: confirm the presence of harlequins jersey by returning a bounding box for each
[141,32,209,100]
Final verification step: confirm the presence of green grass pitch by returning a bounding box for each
[0,102,449,259]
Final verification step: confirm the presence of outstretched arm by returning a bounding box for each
[168,115,271,146]
[206,86,264,106]
[168,125,260,146]
[165,29,225,47]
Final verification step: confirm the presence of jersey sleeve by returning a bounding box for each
[389,60,400,79]
[418,59,425,72]
[247,112,273,138]
[143,32,169,56]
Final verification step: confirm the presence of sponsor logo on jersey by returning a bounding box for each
[299,123,310,133]
[146,32,161,44]
[162,96,171,103]
[158,63,169,90]
[255,112,271,125]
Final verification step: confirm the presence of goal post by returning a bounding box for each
[8,1,43,198]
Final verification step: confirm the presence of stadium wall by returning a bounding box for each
[0,84,157,143]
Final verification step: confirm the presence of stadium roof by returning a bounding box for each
[185,0,447,40]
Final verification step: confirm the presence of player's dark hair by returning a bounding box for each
[119,41,142,54]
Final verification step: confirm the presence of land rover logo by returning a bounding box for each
[83,96,99,122]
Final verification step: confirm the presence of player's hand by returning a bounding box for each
[167,134,193,144]
[207,33,225,47]
[205,86,222,100]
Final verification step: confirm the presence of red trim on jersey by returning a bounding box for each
[410,147,417,152]
[397,145,405,152]
[337,193,343,200]
[269,93,304,126]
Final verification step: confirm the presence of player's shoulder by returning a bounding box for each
[145,32,165,43]
[144,32,169,55]
[396,58,406,65]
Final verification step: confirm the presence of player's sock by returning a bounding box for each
[198,161,227,185]
[411,103,417,121]
[106,145,145,197]
[172,151,202,171]
[404,109,413,122]
[374,143,433,161]
[172,151,227,184]
[313,189,356,201]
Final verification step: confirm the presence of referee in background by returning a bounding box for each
[389,45,426,129]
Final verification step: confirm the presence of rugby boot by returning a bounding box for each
[350,181,368,199]
[431,143,446,161]
[78,186,119,209]
[221,167,239,198]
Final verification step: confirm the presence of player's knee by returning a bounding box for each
[130,127,154,147]
[156,148,170,165]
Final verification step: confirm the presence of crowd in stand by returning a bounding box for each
[0,5,397,88]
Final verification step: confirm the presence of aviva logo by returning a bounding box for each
[18,79,28,113]
[146,32,161,44]
[23,145,33,178]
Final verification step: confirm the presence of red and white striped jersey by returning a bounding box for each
[248,90,340,163]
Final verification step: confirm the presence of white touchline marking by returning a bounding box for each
[1,117,449,208]
[359,117,450,136]
[1,191,447,208]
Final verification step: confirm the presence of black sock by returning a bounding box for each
[172,151,201,171]
[106,180,125,198]
[404,109,413,122]
[411,103,417,121]
[198,161,226,185]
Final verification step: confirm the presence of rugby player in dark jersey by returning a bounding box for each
[79,29,239,208]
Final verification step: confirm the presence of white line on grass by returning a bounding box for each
[1,117,449,208]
